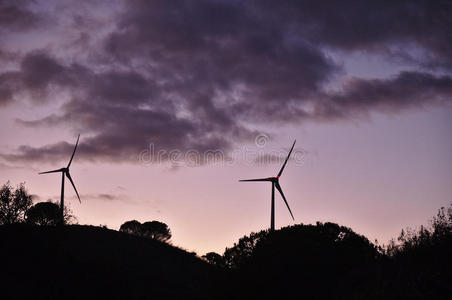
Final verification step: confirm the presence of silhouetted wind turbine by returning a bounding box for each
[240,140,296,232]
[39,134,81,225]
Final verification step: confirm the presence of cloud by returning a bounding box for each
[104,0,338,113]
[0,72,19,106]
[0,0,40,31]
[9,99,243,164]
[247,0,452,69]
[1,0,451,165]
[0,51,83,104]
[78,193,126,202]
[42,193,126,203]
[315,71,452,120]
[1,51,254,164]
[1,141,82,165]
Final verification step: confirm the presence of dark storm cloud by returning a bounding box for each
[0,51,157,105]
[1,0,452,165]
[21,52,67,91]
[0,49,19,61]
[315,72,452,120]
[0,72,20,106]
[1,141,79,164]
[0,51,84,103]
[9,99,238,164]
[252,0,452,69]
[0,0,40,30]
[105,0,337,103]
[1,50,253,164]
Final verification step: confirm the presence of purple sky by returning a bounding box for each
[0,0,451,254]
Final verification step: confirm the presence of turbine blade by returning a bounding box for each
[275,182,294,220]
[277,140,296,177]
[239,178,271,182]
[65,171,81,203]
[39,168,64,174]
[67,134,80,168]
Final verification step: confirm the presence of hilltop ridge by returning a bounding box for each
[0,224,220,300]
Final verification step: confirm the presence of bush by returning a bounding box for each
[0,181,33,224]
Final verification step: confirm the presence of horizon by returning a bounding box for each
[1,0,451,255]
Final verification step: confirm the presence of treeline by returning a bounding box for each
[0,181,74,225]
[2,180,450,298]
[204,204,452,269]
[0,181,172,243]
[202,204,452,299]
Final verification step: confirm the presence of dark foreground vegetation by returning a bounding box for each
[0,224,221,300]
[216,211,451,300]
[1,182,450,299]
[1,206,450,300]
[214,205,452,300]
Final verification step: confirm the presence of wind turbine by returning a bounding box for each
[240,140,296,232]
[39,134,81,225]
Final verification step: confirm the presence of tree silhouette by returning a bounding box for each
[202,252,226,268]
[432,205,452,238]
[360,204,452,300]
[223,230,269,268]
[142,221,171,242]
[26,201,75,225]
[222,222,380,299]
[387,203,452,256]
[119,220,143,235]
[0,181,33,225]
[26,202,59,225]
[119,220,172,242]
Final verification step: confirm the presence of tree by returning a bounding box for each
[223,230,269,268]
[202,252,226,268]
[222,223,379,300]
[388,203,452,255]
[26,202,59,225]
[119,220,142,235]
[26,201,76,225]
[380,204,452,299]
[431,205,452,238]
[119,220,172,242]
[0,181,33,225]
[141,221,171,242]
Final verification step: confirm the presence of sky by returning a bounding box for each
[0,0,451,255]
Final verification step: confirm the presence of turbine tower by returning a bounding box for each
[240,140,296,231]
[39,134,81,225]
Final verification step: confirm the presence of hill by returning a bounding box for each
[221,220,452,300]
[223,222,380,300]
[0,224,221,300]
[1,216,450,300]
